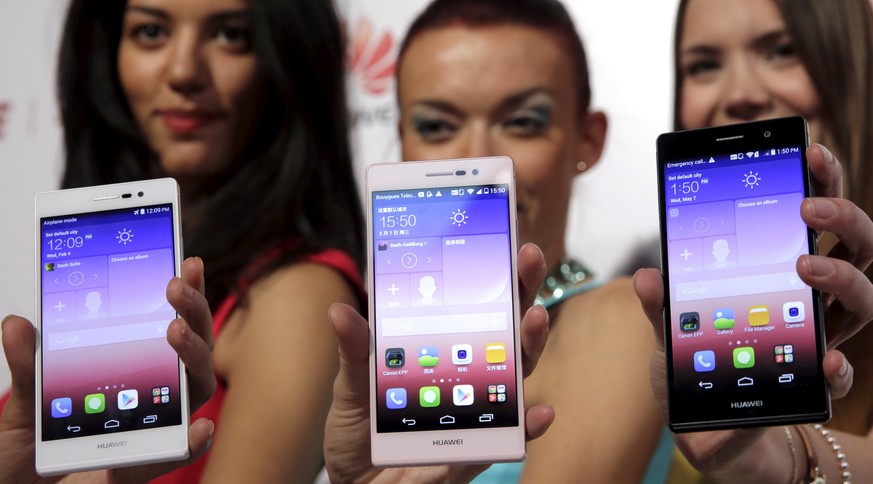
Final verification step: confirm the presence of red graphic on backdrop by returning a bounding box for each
[0,102,10,141]
[347,17,396,95]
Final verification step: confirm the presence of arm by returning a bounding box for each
[521,278,662,482]
[200,262,357,483]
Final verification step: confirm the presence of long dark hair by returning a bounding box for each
[57,0,364,307]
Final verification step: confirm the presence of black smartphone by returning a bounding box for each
[656,117,829,432]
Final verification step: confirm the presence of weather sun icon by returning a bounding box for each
[451,209,468,227]
[742,171,761,189]
[116,228,134,245]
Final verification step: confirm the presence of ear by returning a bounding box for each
[574,111,607,174]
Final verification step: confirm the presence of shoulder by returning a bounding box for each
[553,277,652,341]
[246,259,359,314]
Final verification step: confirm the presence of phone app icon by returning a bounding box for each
[385,348,405,368]
[117,389,138,410]
[693,350,716,372]
[774,345,795,364]
[733,347,755,369]
[419,386,440,407]
[487,384,507,403]
[386,388,407,409]
[748,306,770,326]
[452,344,472,365]
[485,343,506,363]
[51,397,72,418]
[84,393,106,414]
[418,346,439,367]
[713,309,735,330]
[783,302,805,323]
[679,312,700,332]
[453,384,474,406]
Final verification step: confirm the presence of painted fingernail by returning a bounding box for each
[806,256,835,277]
[811,199,837,219]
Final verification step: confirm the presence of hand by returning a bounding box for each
[324,243,554,483]
[633,143,873,476]
[0,257,217,483]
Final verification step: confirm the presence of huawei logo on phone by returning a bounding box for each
[346,16,396,95]
[96,440,128,450]
[432,438,464,446]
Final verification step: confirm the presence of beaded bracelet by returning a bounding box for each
[812,424,852,484]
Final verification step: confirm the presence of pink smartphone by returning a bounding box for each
[366,156,526,466]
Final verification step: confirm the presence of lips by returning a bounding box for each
[159,109,219,135]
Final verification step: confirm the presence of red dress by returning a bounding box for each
[0,248,363,482]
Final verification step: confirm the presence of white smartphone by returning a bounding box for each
[366,156,525,466]
[34,178,189,475]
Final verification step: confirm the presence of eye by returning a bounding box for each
[214,25,252,51]
[130,23,169,48]
[503,111,549,135]
[682,59,721,79]
[412,117,457,142]
[768,42,797,62]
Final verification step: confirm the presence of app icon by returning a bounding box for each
[733,347,755,369]
[485,343,506,363]
[419,386,440,407]
[693,350,716,372]
[774,345,795,364]
[152,388,161,397]
[117,389,138,410]
[152,387,170,405]
[453,384,474,406]
[783,302,805,323]
[386,388,407,409]
[452,344,472,365]
[418,346,439,367]
[487,383,507,403]
[385,348,405,368]
[679,312,700,332]
[84,393,106,414]
[713,309,735,330]
[51,397,72,418]
[748,306,770,326]
[161,386,170,395]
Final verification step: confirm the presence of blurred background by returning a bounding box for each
[0,0,678,391]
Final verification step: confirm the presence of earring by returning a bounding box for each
[576,161,587,172]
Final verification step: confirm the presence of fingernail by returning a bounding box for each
[837,357,850,378]
[179,319,189,338]
[810,199,837,219]
[806,256,835,277]
[1,314,12,332]
[206,420,215,448]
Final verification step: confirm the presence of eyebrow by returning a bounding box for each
[681,29,790,58]
[409,87,554,117]
[125,6,251,23]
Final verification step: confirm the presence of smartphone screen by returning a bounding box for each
[39,203,182,441]
[658,117,828,430]
[371,182,519,434]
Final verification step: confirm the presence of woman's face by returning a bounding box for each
[398,25,605,267]
[678,0,821,142]
[118,0,261,185]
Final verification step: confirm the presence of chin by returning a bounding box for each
[158,147,229,180]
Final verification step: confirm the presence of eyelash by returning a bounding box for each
[503,112,549,135]
[413,118,457,142]
[126,22,252,51]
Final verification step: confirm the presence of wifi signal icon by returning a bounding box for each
[466,188,474,194]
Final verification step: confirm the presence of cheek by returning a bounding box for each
[508,141,572,196]
[776,69,820,119]
[117,48,158,122]
[213,57,260,112]
[679,83,714,130]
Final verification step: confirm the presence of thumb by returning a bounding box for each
[328,303,372,409]
[1,316,37,429]
[632,268,667,350]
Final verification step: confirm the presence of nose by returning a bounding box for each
[462,123,494,158]
[167,31,208,95]
[721,58,771,121]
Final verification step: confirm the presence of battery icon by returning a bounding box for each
[770,149,776,156]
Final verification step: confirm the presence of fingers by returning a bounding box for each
[117,418,215,482]
[632,268,667,349]
[517,243,547,311]
[166,318,216,412]
[822,349,853,399]
[166,258,214,351]
[801,197,873,272]
[524,404,555,442]
[328,303,371,407]
[806,144,843,199]
[0,315,37,429]
[520,304,548,378]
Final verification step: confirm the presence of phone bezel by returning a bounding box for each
[34,178,189,475]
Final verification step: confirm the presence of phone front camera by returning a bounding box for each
[472,169,479,175]
[455,170,466,176]
[138,191,144,197]
[764,131,771,138]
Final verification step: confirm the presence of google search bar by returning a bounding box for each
[47,320,170,351]
[675,271,807,302]
[381,312,507,337]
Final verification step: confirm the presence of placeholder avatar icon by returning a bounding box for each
[733,347,755,369]
[783,302,805,323]
[412,275,442,306]
[713,309,735,330]
[386,388,407,409]
[485,343,506,363]
[418,346,439,367]
[419,386,440,407]
[748,306,770,326]
[679,312,700,332]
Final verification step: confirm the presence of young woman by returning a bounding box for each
[1,0,365,481]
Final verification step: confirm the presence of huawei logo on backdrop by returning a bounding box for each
[0,101,10,141]
[347,17,396,95]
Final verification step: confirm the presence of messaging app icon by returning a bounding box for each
[485,343,506,364]
[713,309,735,330]
[748,306,770,326]
[418,346,439,367]
[84,393,106,414]
[733,347,755,369]
[419,386,440,408]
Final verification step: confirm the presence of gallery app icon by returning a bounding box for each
[485,343,506,363]
[679,312,700,332]
[84,393,106,414]
[452,384,474,406]
[733,347,755,369]
[117,389,138,410]
[419,386,440,407]
[418,346,439,367]
[693,350,716,372]
[713,309,735,330]
[51,397,72,418]
[783,302,805,323]
[748,306,770,326]
[386,388,407,409]
[774,344,795,364]
[452,344,472,365]
[385,348,405,368]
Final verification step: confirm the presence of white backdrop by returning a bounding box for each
[0,0,677,395]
